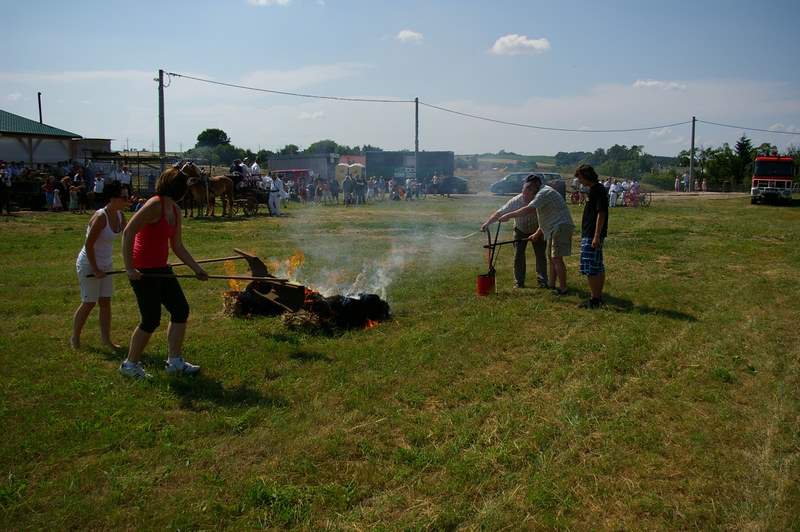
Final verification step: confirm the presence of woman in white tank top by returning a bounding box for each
[72,182,128,349]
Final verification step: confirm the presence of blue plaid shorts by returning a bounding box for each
[579,237,605,276]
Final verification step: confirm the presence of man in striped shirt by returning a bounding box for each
[499,175,575,295]
[481,176,548,289]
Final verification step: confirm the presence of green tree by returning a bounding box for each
[734,135,754,185]
[196,128,231,148]
[280,144,300,155]
[306,139,339,154]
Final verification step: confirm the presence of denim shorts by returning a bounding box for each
[579,237,605,276]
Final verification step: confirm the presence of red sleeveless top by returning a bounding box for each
[132,199,178,269]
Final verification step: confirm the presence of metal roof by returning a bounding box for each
[0,109,82,138]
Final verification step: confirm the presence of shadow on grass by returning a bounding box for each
[288,350,332,363]
[168,373,289,410]
[572,290,698,322]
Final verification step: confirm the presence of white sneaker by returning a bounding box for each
[165,357,201,375]
[119,360,151,379]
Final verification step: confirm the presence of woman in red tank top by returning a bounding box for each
[120,163,208,379]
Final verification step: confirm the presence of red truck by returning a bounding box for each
[750,154,796,205]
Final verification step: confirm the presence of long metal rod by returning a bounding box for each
[37,92,42,123]
[483,237,528,248]
[414,97,419,179]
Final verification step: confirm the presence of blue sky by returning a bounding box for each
[3,0,800,155]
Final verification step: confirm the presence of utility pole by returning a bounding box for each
[37,92,43,123]
[689,116,696,192]
[158,69,166,173]
[414,97,419,179]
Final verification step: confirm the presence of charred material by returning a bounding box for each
[223,281,391,331]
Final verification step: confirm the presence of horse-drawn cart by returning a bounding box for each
[230,173,266,217]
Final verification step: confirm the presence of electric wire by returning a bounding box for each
[165,72,414,104]
[697,119,800,135]
[164,70,800,137]
[418,101,693,133]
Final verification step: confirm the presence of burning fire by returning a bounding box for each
[223,260,241,291]
[267,250,306,281]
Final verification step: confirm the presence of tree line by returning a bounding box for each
[184,128,384,166]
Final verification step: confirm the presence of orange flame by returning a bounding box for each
[287,250,305,278]
[267,250,306,281]
[364,319,379,330]
[223,260,242,291]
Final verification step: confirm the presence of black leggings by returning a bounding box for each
[130,267,189,333]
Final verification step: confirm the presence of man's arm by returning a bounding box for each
[592,212,606,249]
[498,204,535,223]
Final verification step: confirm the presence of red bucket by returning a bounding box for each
[476,272,496,296]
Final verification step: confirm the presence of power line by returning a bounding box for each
[696,119,800,135]
[165,71,415,104]
[164,70,800,137]
[418,101,692,133]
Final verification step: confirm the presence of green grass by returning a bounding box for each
[1,196,799,529]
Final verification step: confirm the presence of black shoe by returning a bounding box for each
[513,283,525,289]
[551,288,568,296]
[578,298,602,309]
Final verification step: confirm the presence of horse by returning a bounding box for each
[186,175,234,217]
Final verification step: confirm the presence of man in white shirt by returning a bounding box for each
[269,174,283,216]
[116,165,132,196]
[250,160,261,179]
[499,175,575,295]
[481,176,547,288]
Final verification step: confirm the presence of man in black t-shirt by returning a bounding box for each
[575,164,608,309]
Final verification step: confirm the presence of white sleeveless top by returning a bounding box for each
[76,208,123,272]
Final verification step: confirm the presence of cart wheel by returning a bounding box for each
[244,197,257,216]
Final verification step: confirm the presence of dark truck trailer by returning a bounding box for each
[365,151,454,182]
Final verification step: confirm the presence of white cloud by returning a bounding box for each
[489,34,550,56]
[769,123,800,133]
[247,0,290,6]
[6,92,21,101]
[298,110,325,120]
[396,30,423,44]
[649,127,672,138]
[633,79,687,91]
[240,63,367,91]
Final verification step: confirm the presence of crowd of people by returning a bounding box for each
[0,159,152,214]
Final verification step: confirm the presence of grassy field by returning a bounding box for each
[1,195,799,529]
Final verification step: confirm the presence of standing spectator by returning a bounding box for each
[674,176,681,192]
[342,174,354,206]
[481,175,548,289]
[69,182,80,213]
[269,173,284,216]
[42,176,56,211]
[60,175,72,210]
[682,173,689,192]
[0,162,11,215]
[74,167,88,214]
[330,176,340,204]
[120,165,208,379]
[72,181,128,349]
[499,176,574,295]
[92,174,106,208]
[117,165,132,196]
[261,172,274,214]
[609,180,620,208]
[702,178,708,192]
[575,164,608,309]
[355,175,366,204]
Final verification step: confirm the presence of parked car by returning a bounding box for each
[434,175,469,194]
[490,172,565,195]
